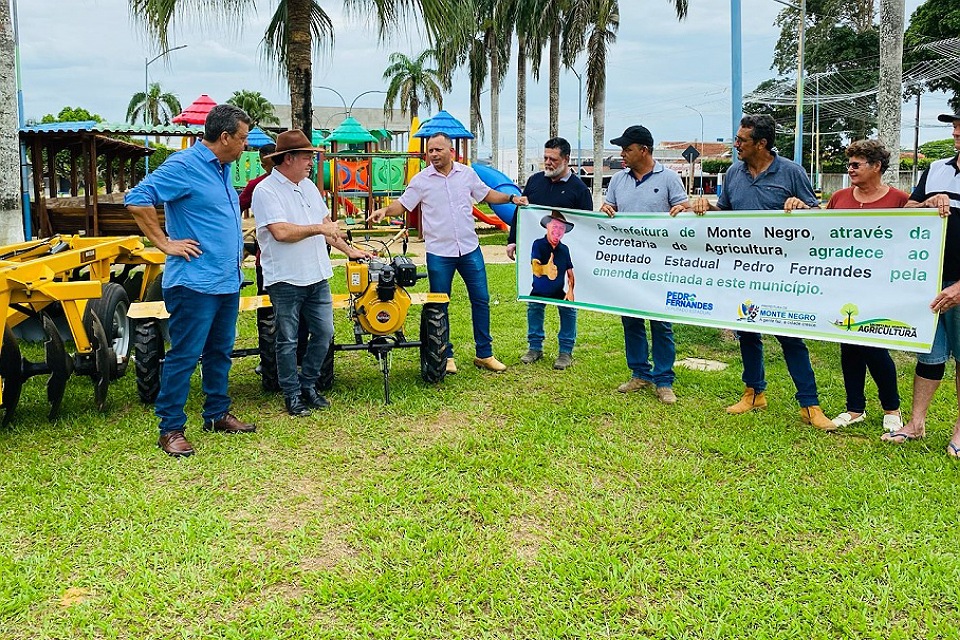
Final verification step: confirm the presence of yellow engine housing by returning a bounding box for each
[355,286,412,334]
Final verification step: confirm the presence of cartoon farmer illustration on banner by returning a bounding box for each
[531,210,576,302]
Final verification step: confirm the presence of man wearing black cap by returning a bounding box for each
[601,125,691,405]
[883,110,960,455]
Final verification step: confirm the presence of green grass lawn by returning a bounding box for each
[3,264,960,638]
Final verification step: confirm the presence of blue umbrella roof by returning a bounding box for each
[246,127,274,148]
[414,110,474,140]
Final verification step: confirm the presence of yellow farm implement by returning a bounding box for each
[0,235,164,425]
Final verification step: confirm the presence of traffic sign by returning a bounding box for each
[682,145,701,163]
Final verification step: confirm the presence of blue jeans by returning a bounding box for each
[267,280,334,398]
[527,302,577,354]
[156,286,239,434]
[622,316,675,387]
[737,331,819,407]
[426,247,493,359]
[918,280,960,365]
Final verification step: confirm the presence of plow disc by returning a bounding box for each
[0,327,24,427]
[86,314,112,411]
[42,313,73,420]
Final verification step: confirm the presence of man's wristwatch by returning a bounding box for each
[510,194,518,205]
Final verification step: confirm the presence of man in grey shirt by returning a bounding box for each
[601,125,691,404]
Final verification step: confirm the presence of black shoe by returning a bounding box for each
[285,395,312,417]
[302,387,331,409]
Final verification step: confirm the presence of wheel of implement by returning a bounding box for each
[316,338,335,392]
[87,313,111,411]
[419,303,449,384]
[84,282,131,380]
[42,312,73,420]
[0,326,24,427]
[257,308,281,392]
[134,319,164,404]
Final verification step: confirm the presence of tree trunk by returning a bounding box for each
[878,0,904,187]
[0,0,24,242]
[470,86,480,164]
[287,0,313,135]
[489,29,501,170]
[549,25,560,138]
[517,36,527,186]
[592,89,605,208]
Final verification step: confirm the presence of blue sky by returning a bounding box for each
[14,0,950,150]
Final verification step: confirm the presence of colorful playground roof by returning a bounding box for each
[414,110,474,140]
[172,94,217,125]
[326,116,377,144]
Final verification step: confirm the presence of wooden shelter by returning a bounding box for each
[19,122,202,238]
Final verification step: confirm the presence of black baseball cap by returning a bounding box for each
[610,125,654,148]
[937,112,960,123]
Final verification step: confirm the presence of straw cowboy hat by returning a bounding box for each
[263,130,324,158]
[540,210,575,233]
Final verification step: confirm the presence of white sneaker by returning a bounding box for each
[831,411,866,428]
[882,413,903,433]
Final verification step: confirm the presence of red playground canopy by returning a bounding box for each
[171,94,217,125]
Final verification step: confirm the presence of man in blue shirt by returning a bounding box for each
[508,137,593,370]
[692,114,833,430]
[126,104,256,457]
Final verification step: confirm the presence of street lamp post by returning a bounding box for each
[144,44,187,174]
[684,105,704,154]
[772,0,806,166]
[315,85,348,112]
[348,90,388,115]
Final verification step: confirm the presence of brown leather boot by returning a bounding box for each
[800,405,837,432]
[726,387,767,414]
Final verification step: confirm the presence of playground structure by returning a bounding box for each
[0,235,165,425]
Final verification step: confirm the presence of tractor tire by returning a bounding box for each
[257,308,281,392]
[121,270,143,303]
[419,303,448,384]
[84,282,131,380]
[134,319,164,404]
[316,338,335,392]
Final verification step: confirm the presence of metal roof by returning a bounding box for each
[20,121,203,136]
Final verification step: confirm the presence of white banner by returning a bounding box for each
[516,205,945,352]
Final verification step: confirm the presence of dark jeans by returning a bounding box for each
[840,343,900,413]
[737,331,819,407]
[527,302,577,354]
[267,280,334,398]
[426,247,493,359]
[622,316,675,387]
[156,286,239,434]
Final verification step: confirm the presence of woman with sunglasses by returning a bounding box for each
[826,139,910,433]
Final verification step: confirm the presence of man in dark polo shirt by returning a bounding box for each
[507,137,593,370]
[883,110,960,454]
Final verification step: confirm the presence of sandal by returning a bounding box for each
[947,442,960,458]
[880,430,924,444]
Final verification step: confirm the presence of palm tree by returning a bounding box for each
[877,0,905,183]
[0,0,24,243]
[563,0,688,204]
[125,82,182,132]
[382,49,447,119]
[128,0,447,136]
[226,90,281,128]
[433,0,510,165]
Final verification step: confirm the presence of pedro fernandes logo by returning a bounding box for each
[666,291,714,314]
[833,303,917,338]
[737,300,759,322]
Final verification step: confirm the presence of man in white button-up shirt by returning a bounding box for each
[370,132,528,373]
[255,130,369,416]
